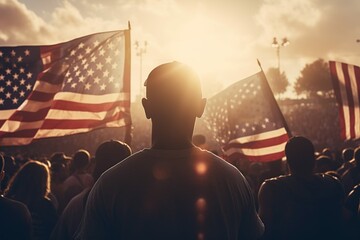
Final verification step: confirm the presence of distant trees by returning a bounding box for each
[265,67,289,97]
[294,59,333,98]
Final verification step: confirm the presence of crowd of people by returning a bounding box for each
[0,62,360,239]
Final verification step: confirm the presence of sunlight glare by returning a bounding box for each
[169,14,240,78]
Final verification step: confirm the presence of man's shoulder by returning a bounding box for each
[95,149,151,184]
[194,149,247,179]
[259,175,293,197]
[262,174,290,186]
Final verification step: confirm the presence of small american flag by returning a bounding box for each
[329,61,360,141]
[0,30,131,146]
[204,71,290,162]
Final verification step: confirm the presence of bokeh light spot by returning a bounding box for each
[195,162,207,175]
[196,197,206,212]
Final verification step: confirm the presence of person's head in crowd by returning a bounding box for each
[142,61,206,149]
[0,155,17,192]
[267,159,283,171]
[353,146,360,167]
[5,161,50,205]
[192,134,207,149]
[324,170,341,181]
[315,155,336,173]
[285,136,315,176]
[51,161,67,183]
[321,147,333,159]
[86,156,96,176]
[50,152,71,166]
[70,149,90,175]
[248,162,262,177]
[342,147,354,163]
[92,140,132,181]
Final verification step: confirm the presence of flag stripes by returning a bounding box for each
[329,61,360,140]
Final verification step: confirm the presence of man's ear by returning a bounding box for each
[142,98,152,119]
[196,98,207,118]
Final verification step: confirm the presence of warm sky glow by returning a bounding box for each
[1,0,360,100]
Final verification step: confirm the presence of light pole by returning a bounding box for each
[271,37,289,75]
[135,40,147,96]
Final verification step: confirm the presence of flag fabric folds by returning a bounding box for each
[204,71,289,162]
[0,30,131,146]
[329,61,360,141]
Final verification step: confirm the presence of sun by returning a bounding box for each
[168,14,238,78]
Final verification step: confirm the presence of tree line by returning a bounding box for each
[266,59,333,99]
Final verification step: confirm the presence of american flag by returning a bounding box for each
[0,30,131,146]
[204,71,290,162]
[329,61,360,141]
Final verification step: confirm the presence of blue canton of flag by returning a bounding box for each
[61,33,126,94]
[0,47,40,110]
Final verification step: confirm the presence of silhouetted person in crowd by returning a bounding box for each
[342,146,360,194]
[192,134,207,149]
[50,152,71,211]
[77,62,264,239]
[344,183,360,239]
[60,149,93,213]
[315,155,337,173]
[0,154,32,240]
[322,147,333,159]
[50,152,71,171]
[0,154,17,193]
[338,147,354,176]
[259,159,286,184]
[51,140,132,240]
[258,136,345,240]
[5,160,58,240]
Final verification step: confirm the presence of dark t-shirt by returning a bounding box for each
[0,196,32,240]
[259,173,345,240]
[77,147,264,240]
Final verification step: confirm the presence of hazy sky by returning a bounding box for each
[1,0,360,98]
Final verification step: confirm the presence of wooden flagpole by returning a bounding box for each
[124,21,133,146]
[257,59,292,137]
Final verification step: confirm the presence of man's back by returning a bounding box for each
[259,173,344,240]
[78,147,263,239]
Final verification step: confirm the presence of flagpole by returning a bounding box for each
[257,59,292,137]
[124,21,133,146]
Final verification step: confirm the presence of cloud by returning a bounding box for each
[252,0,360,87]
[255,0,321,44]
[255,0,360,60]
[293,0,360,61]
[48,1,127,42]
[0,0,132,45]
[0,0,53,44]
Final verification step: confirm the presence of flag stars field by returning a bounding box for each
[205,72,289,162]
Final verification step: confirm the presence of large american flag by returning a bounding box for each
[329,61,360,141]
[0,30,131,146]
[204,71,290,162]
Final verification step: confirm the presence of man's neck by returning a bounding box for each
[151,125,195,150]
[151,138,194,150]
